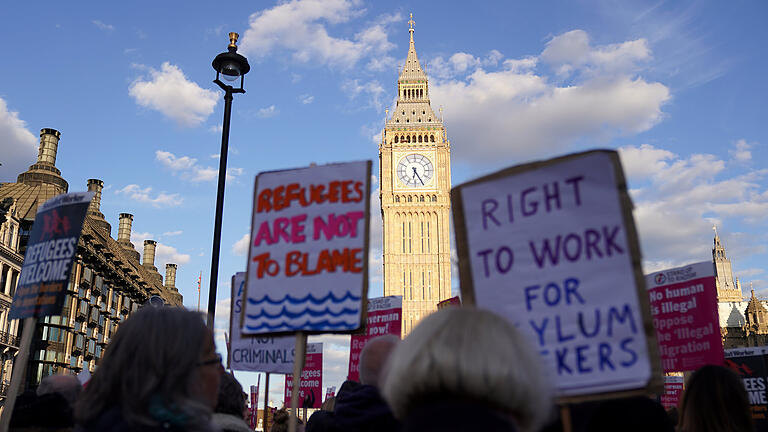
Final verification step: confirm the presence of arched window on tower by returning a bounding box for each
[430,135,435,142]
[407,196,412,203]
[420,195,424,202]
[394,135,399,143]
[432,194,437,201]
[406,135,411,143]
[394,196,400,202]
[418,135,422,143]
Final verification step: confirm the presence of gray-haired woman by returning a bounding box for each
[382,307,552,432]
[75,306,222,432]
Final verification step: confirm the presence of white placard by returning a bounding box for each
[229,272,295,373]
[455,151,654,397]
[243,161,371,334]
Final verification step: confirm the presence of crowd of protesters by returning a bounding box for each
[7,306,756,432]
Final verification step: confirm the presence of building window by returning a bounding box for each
[395,196,400,203]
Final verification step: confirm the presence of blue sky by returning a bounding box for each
[1,0,767,404]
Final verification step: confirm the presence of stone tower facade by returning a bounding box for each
[713,227,743,302]
[380,16,452,336]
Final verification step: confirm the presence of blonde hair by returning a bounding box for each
[381,307,551,432]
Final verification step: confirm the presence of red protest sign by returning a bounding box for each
[646,261,724,372]
[347,296,402,382]
[284,342,323,408]
[661,375,684,410]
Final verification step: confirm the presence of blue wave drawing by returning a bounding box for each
[246,306,358,320]
[245,319,358,332]
[247,291,361,306]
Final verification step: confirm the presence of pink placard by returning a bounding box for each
[347,296,402,382]
[284,343,323,408]
[646,261,724,372]
[661,375,684,410]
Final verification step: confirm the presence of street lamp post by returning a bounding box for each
[208,32,250,328]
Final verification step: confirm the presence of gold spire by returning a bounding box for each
[228,32,239,49]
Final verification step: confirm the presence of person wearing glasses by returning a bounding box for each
[74,307,223,432]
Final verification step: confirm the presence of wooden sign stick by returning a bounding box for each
[263,372,270,430]
[289,332,307,432]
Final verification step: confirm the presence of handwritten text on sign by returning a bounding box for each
[284,342,323,409]
[347,296,402,382]
[646,262,723,373]
[229,272,295,373]
[457,151,652,396]
[244,161,370,334]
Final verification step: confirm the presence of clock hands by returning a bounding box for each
[412,167,425,185]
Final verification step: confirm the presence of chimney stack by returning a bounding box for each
[143,240,157,271]
[165,264,177,291]
[37,128,61,166]
[117,213,134,245]
[86,179,111,235]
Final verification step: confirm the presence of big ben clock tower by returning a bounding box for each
[380,15,452,336]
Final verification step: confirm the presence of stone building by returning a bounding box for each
[0,128,183,393]
[380,16,452,336]
[0,197,23,395]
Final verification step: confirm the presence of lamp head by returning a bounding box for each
[212,32,250,87]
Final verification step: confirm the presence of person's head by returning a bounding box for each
[321,396,336,412]
[215,372,246,418]
[271,408,304,432]
[75,306,222,430]
[359,335,399,387]
[679,365,753,432]
[382,307,551,432]
[37,373,82,406]
[587,396,674,432]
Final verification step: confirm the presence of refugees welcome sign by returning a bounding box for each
[452,150,659,397]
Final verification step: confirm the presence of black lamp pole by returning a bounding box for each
[208,32,250,328]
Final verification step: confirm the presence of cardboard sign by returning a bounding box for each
[452,150,659,397]
[284,342,323,408]
[437,295,461,309]
[243,161,371,335]
[726,346,768,430]
[229,272,295,373]
[661,375,684,410]
[10,192,94,319]
[347,296,402,382]
[325,386,336,401]
[646,262,723,372]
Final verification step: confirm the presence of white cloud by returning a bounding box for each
[256,105,278,118]
[0,98,37,182]
[155,150,242,182]
[428,29,669,164]
[730,139,753,163]
[300,94,315,104]
[155,243,191,266]
[233,233,250,256]
[162,230,183,237]
[116,184,183,208]
[342,79,385,111]
[92,20,114,31]
[617,144,768,270]
[240,0,398,70]
[129,62,218,127]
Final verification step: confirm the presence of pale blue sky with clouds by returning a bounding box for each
[1,0,767,403]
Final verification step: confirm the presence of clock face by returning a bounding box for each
[397,153,434,188]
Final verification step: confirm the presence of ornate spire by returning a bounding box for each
[399,13,427,82]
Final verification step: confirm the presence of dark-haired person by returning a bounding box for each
[270,408,304,432]
[212,372,251,432]
[74,307,222,432]
[678,365,754,432]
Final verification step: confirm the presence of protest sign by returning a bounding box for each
[726,346,768,430]
[452,150,659,398]
[437,296,461,309]
[249,384,259,430]
[646,262,723,372]
[284,342,323,408]
[347,296,402,382]
[243,161,371,335]
[10,192,94,319]
[661,375,684,410]
[229,272,295,373]
[325,386,336,401]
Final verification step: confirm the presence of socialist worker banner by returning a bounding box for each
[646,261,723,372]
[284,342,323,408]
[726,346,768,431]
[661,375,684,410]
[347,296,402,382]
[10,192,94,319]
